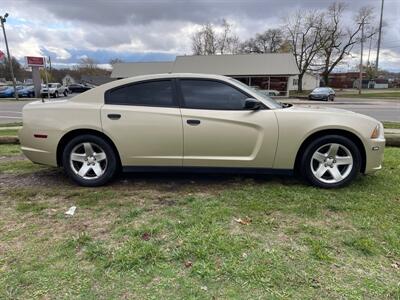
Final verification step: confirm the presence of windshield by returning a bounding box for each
[46,83,58,88]
[228,78,283,109]
[313,88,329,93]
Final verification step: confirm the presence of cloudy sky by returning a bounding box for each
[2,0,400,71]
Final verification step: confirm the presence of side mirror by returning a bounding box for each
[244,98,262,110]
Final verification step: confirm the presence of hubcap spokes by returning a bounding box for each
[311,143,353,184]
[70,142,107,180]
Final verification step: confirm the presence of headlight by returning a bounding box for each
[371,123,384,139]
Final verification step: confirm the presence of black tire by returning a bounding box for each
[62,134,118,187]
[300,135,362,188]
[63,90,68,97]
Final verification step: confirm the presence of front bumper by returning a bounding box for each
[364,138,385,174]
[309,94,327,100]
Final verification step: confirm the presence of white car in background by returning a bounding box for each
[250,86,280,96]
[259,89,280,96]
[40,83,68,98]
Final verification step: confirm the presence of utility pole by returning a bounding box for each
[0,13,19,100]
[375,0,384,72]
[367,36,373,66]
[358,21,366,95]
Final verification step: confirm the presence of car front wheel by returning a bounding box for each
[62,134,118,186]
[300,135,361,188]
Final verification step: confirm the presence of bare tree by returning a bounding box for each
[284,10,327,92]
[75,57,109,76]
[240,29,285,53]
[192,23,217,55]
[316,2,375,86]
[109,58,124,65]
[79,57,97,70]
[191,19,239,55]
[217,19,240,54]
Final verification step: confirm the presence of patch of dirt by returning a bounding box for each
[0,166,289,193]
[0,168,69,188]
[0,154,26,163]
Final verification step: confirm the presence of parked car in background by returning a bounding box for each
[18,85,35,98]
[308,87,335,101]
[258,89,280,96]
[20,73,385,188]
[40,83,68,98]
[67,83,92,93]
[0,86,23,98]
[0,86,14,98]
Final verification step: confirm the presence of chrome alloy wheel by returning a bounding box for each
[310,143,353,184]
[70,142,108,180]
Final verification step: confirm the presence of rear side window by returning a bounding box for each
[105,80,175,107]
[179,79,249,110]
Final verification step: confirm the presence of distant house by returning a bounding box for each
[111,53,300,96]
[353,78,389,89]
[288,73,320,91]
[328,72,361,89]
[81,75,115,86]
[329,72,389,89]
[374,78,389,89]
[62,74,76,86]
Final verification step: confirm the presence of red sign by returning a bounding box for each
[26,56,45,67]
[0,50,5,61]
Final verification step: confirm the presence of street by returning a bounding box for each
[286,97,400,122]
[0,96,399,124]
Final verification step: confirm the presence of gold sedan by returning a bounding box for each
[19,74,385,188]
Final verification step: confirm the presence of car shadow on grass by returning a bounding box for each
[0,165,303,191]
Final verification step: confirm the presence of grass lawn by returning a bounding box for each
[0,128,19,136]
[0,145,399,299]
[0,122,22,127]
[384,122,400,130]
[338,92,400,99]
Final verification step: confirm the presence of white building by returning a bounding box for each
[288,73,320,91]
[111,53,300,97]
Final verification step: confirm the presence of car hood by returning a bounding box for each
[285,105,354,114]
[281,105,380,123]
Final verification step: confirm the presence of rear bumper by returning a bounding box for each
[19,126,59,167]
[364,138,385,174]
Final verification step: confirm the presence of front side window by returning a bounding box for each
[179,79,249,110]
[105,80,174,107]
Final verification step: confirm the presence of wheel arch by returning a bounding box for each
[294,129,367,174]
[56,128,121,167]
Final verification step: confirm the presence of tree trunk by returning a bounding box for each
[297,73,304,92]
[322,72,329,87]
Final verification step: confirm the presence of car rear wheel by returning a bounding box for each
[63,90,68,96]
[300,135,361,188]
[62,134,118,187]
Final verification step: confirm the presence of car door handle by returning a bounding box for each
[107,113,121,120]
[186,119,201,126]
